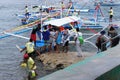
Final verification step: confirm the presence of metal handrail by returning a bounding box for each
[101,33,120,51]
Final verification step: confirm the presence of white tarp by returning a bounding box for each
[44,16,80,27]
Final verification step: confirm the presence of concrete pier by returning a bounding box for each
[38,43,120,80]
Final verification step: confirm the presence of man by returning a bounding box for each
[62,28,70,53]
[42,26,50,52]
[25,5,29,19]
[96,30,108,52]
[109,7,113,22]
[74,28,83,57]
[21,39,35,59]
[24,54,37,80]
[30,24,41,46]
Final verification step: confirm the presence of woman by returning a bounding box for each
[55,28,62,53]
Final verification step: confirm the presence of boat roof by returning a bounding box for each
[44,16,80,27]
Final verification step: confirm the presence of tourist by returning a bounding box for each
[55,27,62,53]
[108,26,120,47]
[109,7,113,22]
[96,30,108,52]
[42,26,50,52]
[74,28,83,57]
[62,28,70,53]
[49,28,55,52]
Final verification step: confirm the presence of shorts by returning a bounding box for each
[44,40,49,46]
[28,51,37,59]
[25,12,29,17]
[30,34,36,42]
[63,41,69,46]
[110,15,113,19]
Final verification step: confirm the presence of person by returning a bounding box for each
[25,5,29,19]
[30,24,41,46]
[47,24,52,29]
[62,28,70,53]
[24,54,37,80]
[108,26,120,47]
[42,26,50,52]
[73,10,78,16]
[74,28,83,57]
[49,28,55,52]
[54,27,62,53]
[109,7,113,22]
[96,30,108,52]
[21,39,36,59]
[61,1,65,10]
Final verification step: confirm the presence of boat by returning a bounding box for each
[43,16,103,29]
[16,5,57,25]
[94,0,120,6]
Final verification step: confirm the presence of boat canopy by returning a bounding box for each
[44,16,80,27]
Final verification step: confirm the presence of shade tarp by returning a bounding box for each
[44,16,80,27]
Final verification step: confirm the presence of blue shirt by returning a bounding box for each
[42,30,50,41]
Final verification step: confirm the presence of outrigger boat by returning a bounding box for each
[16,5,57,25]
[44,16,103,29]
[94,0,120,6]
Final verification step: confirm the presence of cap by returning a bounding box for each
[100,30,106,35]
[24,53,29,59]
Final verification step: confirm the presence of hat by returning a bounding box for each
[100,30,106,35]
[24,53,29,59]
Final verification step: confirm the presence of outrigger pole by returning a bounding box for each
[3,31,29,40]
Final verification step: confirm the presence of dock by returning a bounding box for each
[38,43,120,80]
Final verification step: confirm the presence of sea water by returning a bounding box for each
[0,0,120,80]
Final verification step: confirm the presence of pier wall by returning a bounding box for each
[38,44,120,80]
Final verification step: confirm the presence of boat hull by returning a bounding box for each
[94,2,120,6]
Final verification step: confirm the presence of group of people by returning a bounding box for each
[19,23,120,80]
[19,23,84,80]
[29,23,83,57]
[19,6,117,79]
[96,25,120,53]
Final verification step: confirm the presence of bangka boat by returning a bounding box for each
[94,0,120,6]
[44,16,103,29]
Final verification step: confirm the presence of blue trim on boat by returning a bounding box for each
[20,40,45,49]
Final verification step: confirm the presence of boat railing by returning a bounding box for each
[101,33,120,51]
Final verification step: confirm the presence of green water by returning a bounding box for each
[96,65,120,80]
